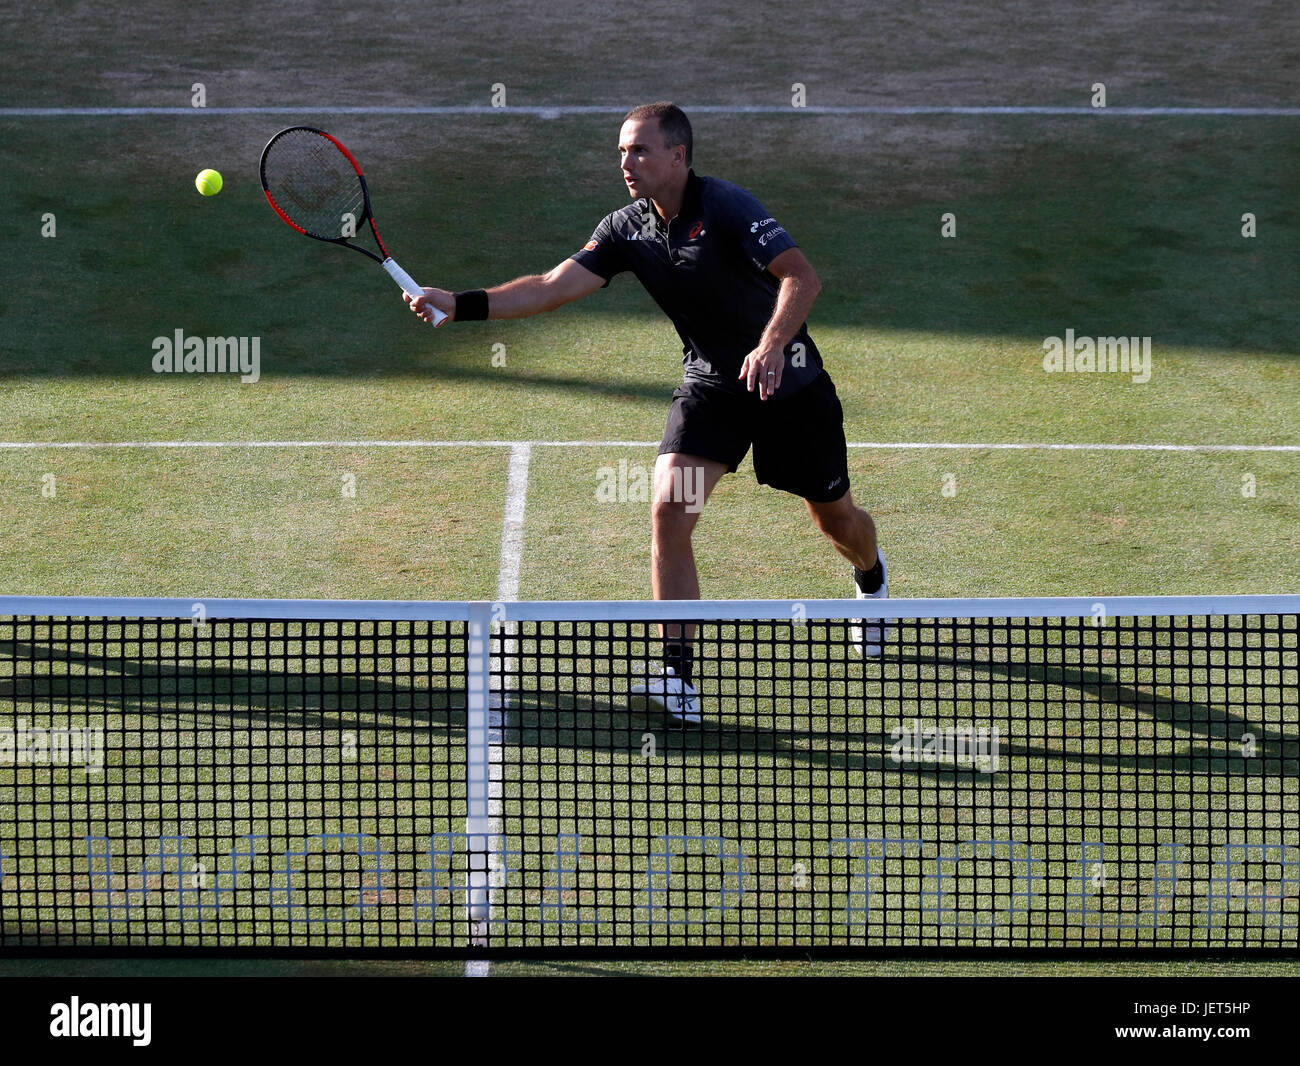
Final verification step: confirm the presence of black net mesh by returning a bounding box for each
[1,609,1296,954]
[0,617,465,948]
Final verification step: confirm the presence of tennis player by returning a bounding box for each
[409,102,888,722]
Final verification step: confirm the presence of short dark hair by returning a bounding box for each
[624,101,693,166]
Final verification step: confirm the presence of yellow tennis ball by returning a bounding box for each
[195,169,223,196]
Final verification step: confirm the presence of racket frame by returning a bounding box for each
[259,126,447,324]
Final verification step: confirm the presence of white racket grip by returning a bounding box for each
[383,257,448,324]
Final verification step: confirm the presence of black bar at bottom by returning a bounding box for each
[0,975,1292,1054]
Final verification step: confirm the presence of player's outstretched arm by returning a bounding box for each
[407,260,605,324]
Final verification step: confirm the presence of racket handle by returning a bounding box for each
[383,257,448,324]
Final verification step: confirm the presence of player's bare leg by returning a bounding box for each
[633,453,728,719]
[805,490,878,572]
[651,452,729,647]
[807,489,889,654]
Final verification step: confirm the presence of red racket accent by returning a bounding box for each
[263,191,307,235]
[314,129,365,175]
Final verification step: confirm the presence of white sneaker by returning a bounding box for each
[851,550,890,656]
[630,666,701,725]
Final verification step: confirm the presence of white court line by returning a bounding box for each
[3,105,1299,117]
[1,439,1295,452]
[845,442,1300,452]
[496,444,533,601]
[466,443,532,975]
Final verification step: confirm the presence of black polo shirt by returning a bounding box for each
[570,169,823,397]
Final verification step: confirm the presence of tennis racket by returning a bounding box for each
[259,125,447,324]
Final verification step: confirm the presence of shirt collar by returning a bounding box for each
[648,168,702,225]
[681,168,703,216]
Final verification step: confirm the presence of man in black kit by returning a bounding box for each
[409,102,888,723]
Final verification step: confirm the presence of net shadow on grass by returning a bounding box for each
[1,629,1294,776]
[500,630,1299,780]
[501,699,1298,782]
[0,636,466,734]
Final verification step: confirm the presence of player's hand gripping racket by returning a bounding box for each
[259,126,446,324]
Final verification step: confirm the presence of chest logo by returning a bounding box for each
[689,220,706,240]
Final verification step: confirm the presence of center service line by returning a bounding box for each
[467,443,532,974]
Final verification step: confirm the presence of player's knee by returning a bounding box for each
[651,494,698,542]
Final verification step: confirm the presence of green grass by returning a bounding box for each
[0,448,504,598]
[1,0,1297,974]
[1,957,1296,977]
[525,446,1300,600]
[4,0,1294,110]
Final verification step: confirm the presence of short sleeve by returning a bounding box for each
[569,214,626,281]
[714,185,797,270]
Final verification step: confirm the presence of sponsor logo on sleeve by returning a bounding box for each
[583,239,599,251]
[757,226,788,246]
[749,217,776,233]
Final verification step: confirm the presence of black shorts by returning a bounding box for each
[659,372,851,503]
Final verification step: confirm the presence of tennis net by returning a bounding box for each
[0,594,1296,956]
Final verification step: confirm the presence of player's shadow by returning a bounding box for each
[500,644,1300,784]
[429,361,675,405]
[885,642,1299,767]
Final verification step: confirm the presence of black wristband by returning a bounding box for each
[453,289,489,321]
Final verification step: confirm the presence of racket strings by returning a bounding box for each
[263,129,366,239]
